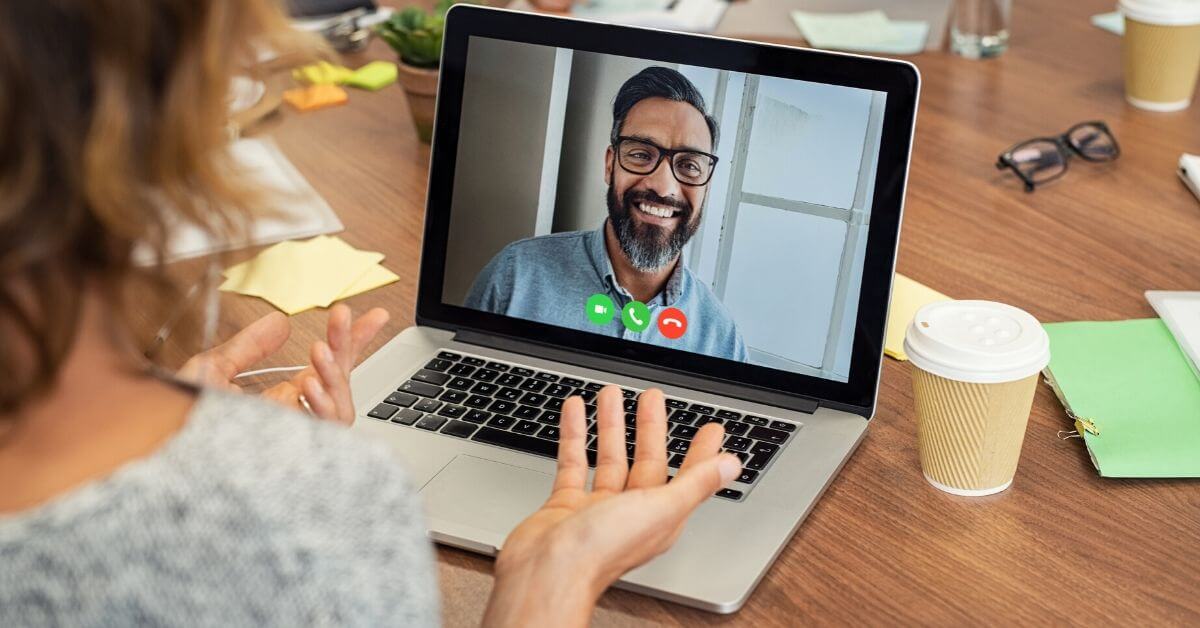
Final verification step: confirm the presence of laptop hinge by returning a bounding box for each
[454,329,821,415]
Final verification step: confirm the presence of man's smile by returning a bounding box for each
[634,201,683,225]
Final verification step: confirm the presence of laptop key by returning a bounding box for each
[537,425,560,441]
[391,408,423,425]
[715,409,742,421]
[384,392,418,407]
[472,426,558,458]
[770,420,797,432]
[416,415,447,431]
[511,367,534,377]
[690,403,715,414]
[668,454,685,468]
[544,398,564,411]
[473,368,499,383]
[724,421,749,436]
[534,371,560,382]
[748,426,789,444]
[538,410,560,424]
[746,452,773,471]
[496,387,522,402]
[513,405,541,421]
[488,400,516,415]
[448,363,476,377]
[624,413,637,427]
[584,382,603,391]
[513,420,541,435]
[437,351,461,361]
[424,359,453,372]
[519,379,547,392]
[446,377,473,391]
[560,377,584,388]
[464,409,491,424]
[461,357,486,367]
[368,403,398,420]
[470,382,498,396]
[496,374,523,387]
[441,420,477,439]
[736,469,759,484]
[743,415,769,426]
[670,410,697,425]
[487,415,515,429]
[715,488,744,500]
[724,436,752,452]
[573,388,597,402]
[440,390,468,404]
[625,427,637,443]
[622,398,638,412]
[412,369,450,386]
[437,405,467,419]
[520,392,548,407]
[751,441,780,457]
[621,389,637,399]
[544,384,572,398]
[670,424,697,439]
[464,395,492,409]
[668,438,691,454]
[413,398,441,412]
[399,380,442,398]
[665,398,688,409]
[486,361,509,371]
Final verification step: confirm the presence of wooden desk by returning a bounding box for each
[165,0,1200,623]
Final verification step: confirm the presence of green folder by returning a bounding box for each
[1043,319,1200,478]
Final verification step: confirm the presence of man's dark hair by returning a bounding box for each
[610,66,719,149]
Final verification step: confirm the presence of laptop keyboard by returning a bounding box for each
[364,351,800,502]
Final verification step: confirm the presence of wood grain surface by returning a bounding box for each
[156,0,1200,624]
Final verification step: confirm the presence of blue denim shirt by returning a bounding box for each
[464,222,748,362]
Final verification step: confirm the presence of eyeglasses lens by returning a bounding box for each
[1068,124,1118,161]
[1009,140,1066,183]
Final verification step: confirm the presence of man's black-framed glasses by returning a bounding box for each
[995,121,1120,192]
[613,136,719,186]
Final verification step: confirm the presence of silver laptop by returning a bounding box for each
[351,5,919,613]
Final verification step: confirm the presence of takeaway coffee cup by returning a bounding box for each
[1119,0,1200,111]
[903,301,1050,496]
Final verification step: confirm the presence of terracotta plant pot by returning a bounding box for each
[396,61,439,143]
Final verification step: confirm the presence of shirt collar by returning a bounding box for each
[586,220,686,306]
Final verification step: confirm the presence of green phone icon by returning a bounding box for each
[586,293,615,325]
[621,301,651,332]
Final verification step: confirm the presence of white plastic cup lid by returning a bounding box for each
[1119,0,1200,25]
[903,300,1050,384]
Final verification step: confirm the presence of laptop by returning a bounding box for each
[351,5,919,613]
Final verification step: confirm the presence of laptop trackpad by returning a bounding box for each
[420,455,553,553]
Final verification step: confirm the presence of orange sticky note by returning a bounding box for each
[282,84,348,112]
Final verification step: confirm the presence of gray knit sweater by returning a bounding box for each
[0,389,439,627]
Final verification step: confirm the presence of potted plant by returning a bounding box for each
[376,0,453,143]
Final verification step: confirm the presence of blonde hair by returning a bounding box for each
[0,0,321,412]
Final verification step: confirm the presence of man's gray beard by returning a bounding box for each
[608,188,697,273]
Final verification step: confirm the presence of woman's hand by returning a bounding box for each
[483,385,742,626]
[177,304,389,425]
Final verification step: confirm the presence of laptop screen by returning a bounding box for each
[441,36,889,384]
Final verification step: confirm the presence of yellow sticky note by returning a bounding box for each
[292,61,355,85]
[220,235,383,315]
[884,273,951,361]
[336,263,400,300]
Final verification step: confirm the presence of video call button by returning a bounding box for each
[586,293,615,325]
[657,307,688,339]
[621,301,651,332]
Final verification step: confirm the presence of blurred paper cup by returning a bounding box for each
[904,301,1050,496]
[1120,0,1200,111]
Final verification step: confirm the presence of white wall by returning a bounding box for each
[443,37,561,305]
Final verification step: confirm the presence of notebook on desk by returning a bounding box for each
[1043,319,1200,478]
